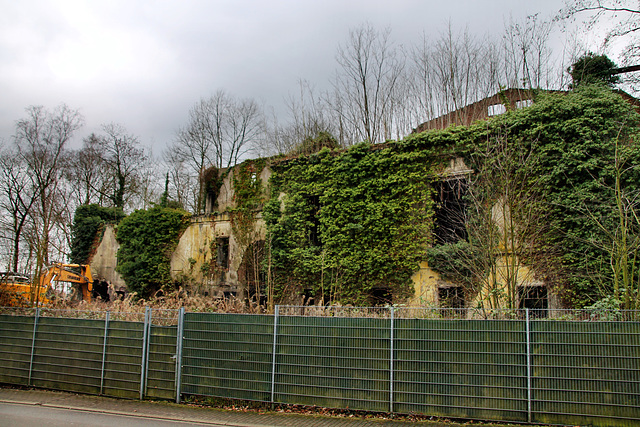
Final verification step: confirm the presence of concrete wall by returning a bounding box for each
[91,158,556,309]
[91,164,271,301]
[90,225,126,293]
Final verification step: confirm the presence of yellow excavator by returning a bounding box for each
[0,263,95,307]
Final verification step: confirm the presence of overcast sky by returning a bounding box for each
[0,0,589,153]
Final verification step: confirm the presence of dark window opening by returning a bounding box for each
[439,286,465,308]
[370,288,392,306]
[306,195,322,247]
[223,291,237,300]
[216,237,230,269]
[519,286,548,318]
[433,178,468,245]
[439,286,466,318]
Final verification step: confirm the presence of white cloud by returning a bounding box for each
[0,0,574,151]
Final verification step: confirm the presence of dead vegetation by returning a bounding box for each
[46,287,266,315]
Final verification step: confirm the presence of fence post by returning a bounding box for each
[175,307,185,403]
[525,308,532,423]
[270,305,280,404]
[28,307,40,386]
[140,307,151,400]
[389,306,395,414]
[100,311,110,395]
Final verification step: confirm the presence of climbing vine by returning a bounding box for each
[116,205,190,299]
[265,85,640,308]
[264,137,456,305]
[430,85,640,308]
[229,158,267,245]
[70,204,125,265]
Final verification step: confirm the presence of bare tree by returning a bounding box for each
[163,145,198,212]
[65,133,109,206]
[14,104,84,284]
[95,123,148,210]
[583,131,640,310]
[0,147,37,271]
[558,0,640,91]
[430,130,549,312]
[502,14,558,89]
[172,90,264,213]
[330,23,405,145]
[264,80,337,156]
[407,25,503,129]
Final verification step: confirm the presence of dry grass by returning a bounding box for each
[45,287,266,316]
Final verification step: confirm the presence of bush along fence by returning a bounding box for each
[0,306,638,426]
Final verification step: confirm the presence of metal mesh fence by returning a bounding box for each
[0,307,180,401]
[0,305,638,426]
[274,312,391,412]
[180,312,274,401]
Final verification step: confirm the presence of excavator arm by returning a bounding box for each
[39,263,94,301]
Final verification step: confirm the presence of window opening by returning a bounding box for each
[439,286,465,308]
[438,286,465,318]
[518,286,548,317]
[433,178,468,245]
[487,104,506,116]
[306,195,322,247]
[216,237,230,269]
[516,99,533,109]
[370,287,392,306]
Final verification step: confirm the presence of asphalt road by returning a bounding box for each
[0,401,228,426]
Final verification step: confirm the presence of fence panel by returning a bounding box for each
[145,324,178,400]
[275,315,391,412]
[531,320,640,427]
[0,313,36,385]
[181,313,274,401]
[30,316,105,394]
[102,319,145,399]
[394,317,528,422]
[2,306,639,426]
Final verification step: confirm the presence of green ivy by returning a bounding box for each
[459,84,640,307]
[116,205,190,298]
[228,158,267,245]
[265,139,454,305]
[70,204,125,264]
[265,84,640,308]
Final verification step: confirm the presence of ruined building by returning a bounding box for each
[91,87,640,313]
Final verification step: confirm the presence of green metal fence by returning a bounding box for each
[1,306,639,426]
[180,312,274,401]
[0,307,180,401]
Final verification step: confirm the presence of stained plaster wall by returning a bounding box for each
[408,157,558,309]
[91,156,554,308]
[89,225,126,293]
[170,165,270,299]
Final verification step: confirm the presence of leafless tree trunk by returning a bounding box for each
[0,148,38,271]
[330,23,405,145]
[65,133,110,207]
[163,146,199,212]
[14,104,83,294]
[502,15,558,90]
[172,91,264,213]
[96,123,148,210]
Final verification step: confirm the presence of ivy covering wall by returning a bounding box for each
[264,137,458,305]
[70,204,126,265]
[432,85,640,308]
[69,85,640,309]
[115,205,190,298]
[265,85,640,308]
